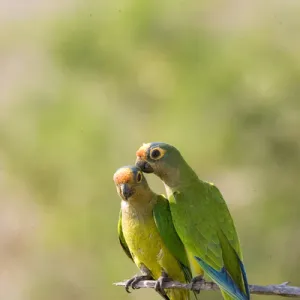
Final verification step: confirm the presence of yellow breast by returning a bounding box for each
[121,202,189,300]
[121,204,185,281]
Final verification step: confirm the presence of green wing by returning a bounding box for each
[169,188,223,270]
[208,183,242,257]
[208,183,248,296]
[171,182,242,270]
[153,195,192,283]
[118,209,133,262]
[171,181,248,298]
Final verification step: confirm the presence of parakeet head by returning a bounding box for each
[135,142,196,187]
[113,165,149,201]
[135,142,181,176]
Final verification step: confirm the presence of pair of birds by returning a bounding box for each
[113,142,250,300]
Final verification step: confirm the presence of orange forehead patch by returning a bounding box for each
[113,168,134,185]
[136,143,151,159]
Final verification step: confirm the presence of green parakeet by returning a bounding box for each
[136,143,250,300]
[113,165,193,300]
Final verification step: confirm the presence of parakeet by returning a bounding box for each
[114,165,192,300]
[136,143,250,300]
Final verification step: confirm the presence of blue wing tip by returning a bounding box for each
[238,258,250,300]
[195,256,249,300]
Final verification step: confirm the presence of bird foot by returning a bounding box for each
[155,272,173,298]
[191,275,205,294]
[125,274,152,293]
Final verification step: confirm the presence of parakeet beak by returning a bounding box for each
[120,183,134,200]
[135,158,154,173]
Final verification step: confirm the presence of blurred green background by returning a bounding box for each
[0,0,300,299]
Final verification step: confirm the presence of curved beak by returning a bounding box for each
[120,183,134,200]
[135,158,154,173]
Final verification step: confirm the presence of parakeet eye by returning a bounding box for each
[150,147,164,160]
[136,171,142,183]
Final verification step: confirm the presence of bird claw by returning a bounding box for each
[191,275,205,294]
[125,274,152,293]
[280,281,290,286]
[155,273,172,298]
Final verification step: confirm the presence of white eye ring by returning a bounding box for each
[150,148,163,160]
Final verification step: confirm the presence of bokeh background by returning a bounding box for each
[1,0,300,299]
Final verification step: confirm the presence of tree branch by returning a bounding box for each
[114,279,300,297]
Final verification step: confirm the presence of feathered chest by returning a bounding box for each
[121,203,163,258]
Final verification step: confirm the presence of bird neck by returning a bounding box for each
[160,159,198,190]
[122,189,156,218]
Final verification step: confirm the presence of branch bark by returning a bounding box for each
[114,279,300,297]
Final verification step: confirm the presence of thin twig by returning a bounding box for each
[114,280,300,297]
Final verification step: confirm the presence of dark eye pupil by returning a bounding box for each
[152,149,160,158]
[137,173,142,182]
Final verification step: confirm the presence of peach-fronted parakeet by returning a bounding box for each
[114,165,193,300]
[136,143,250,300]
